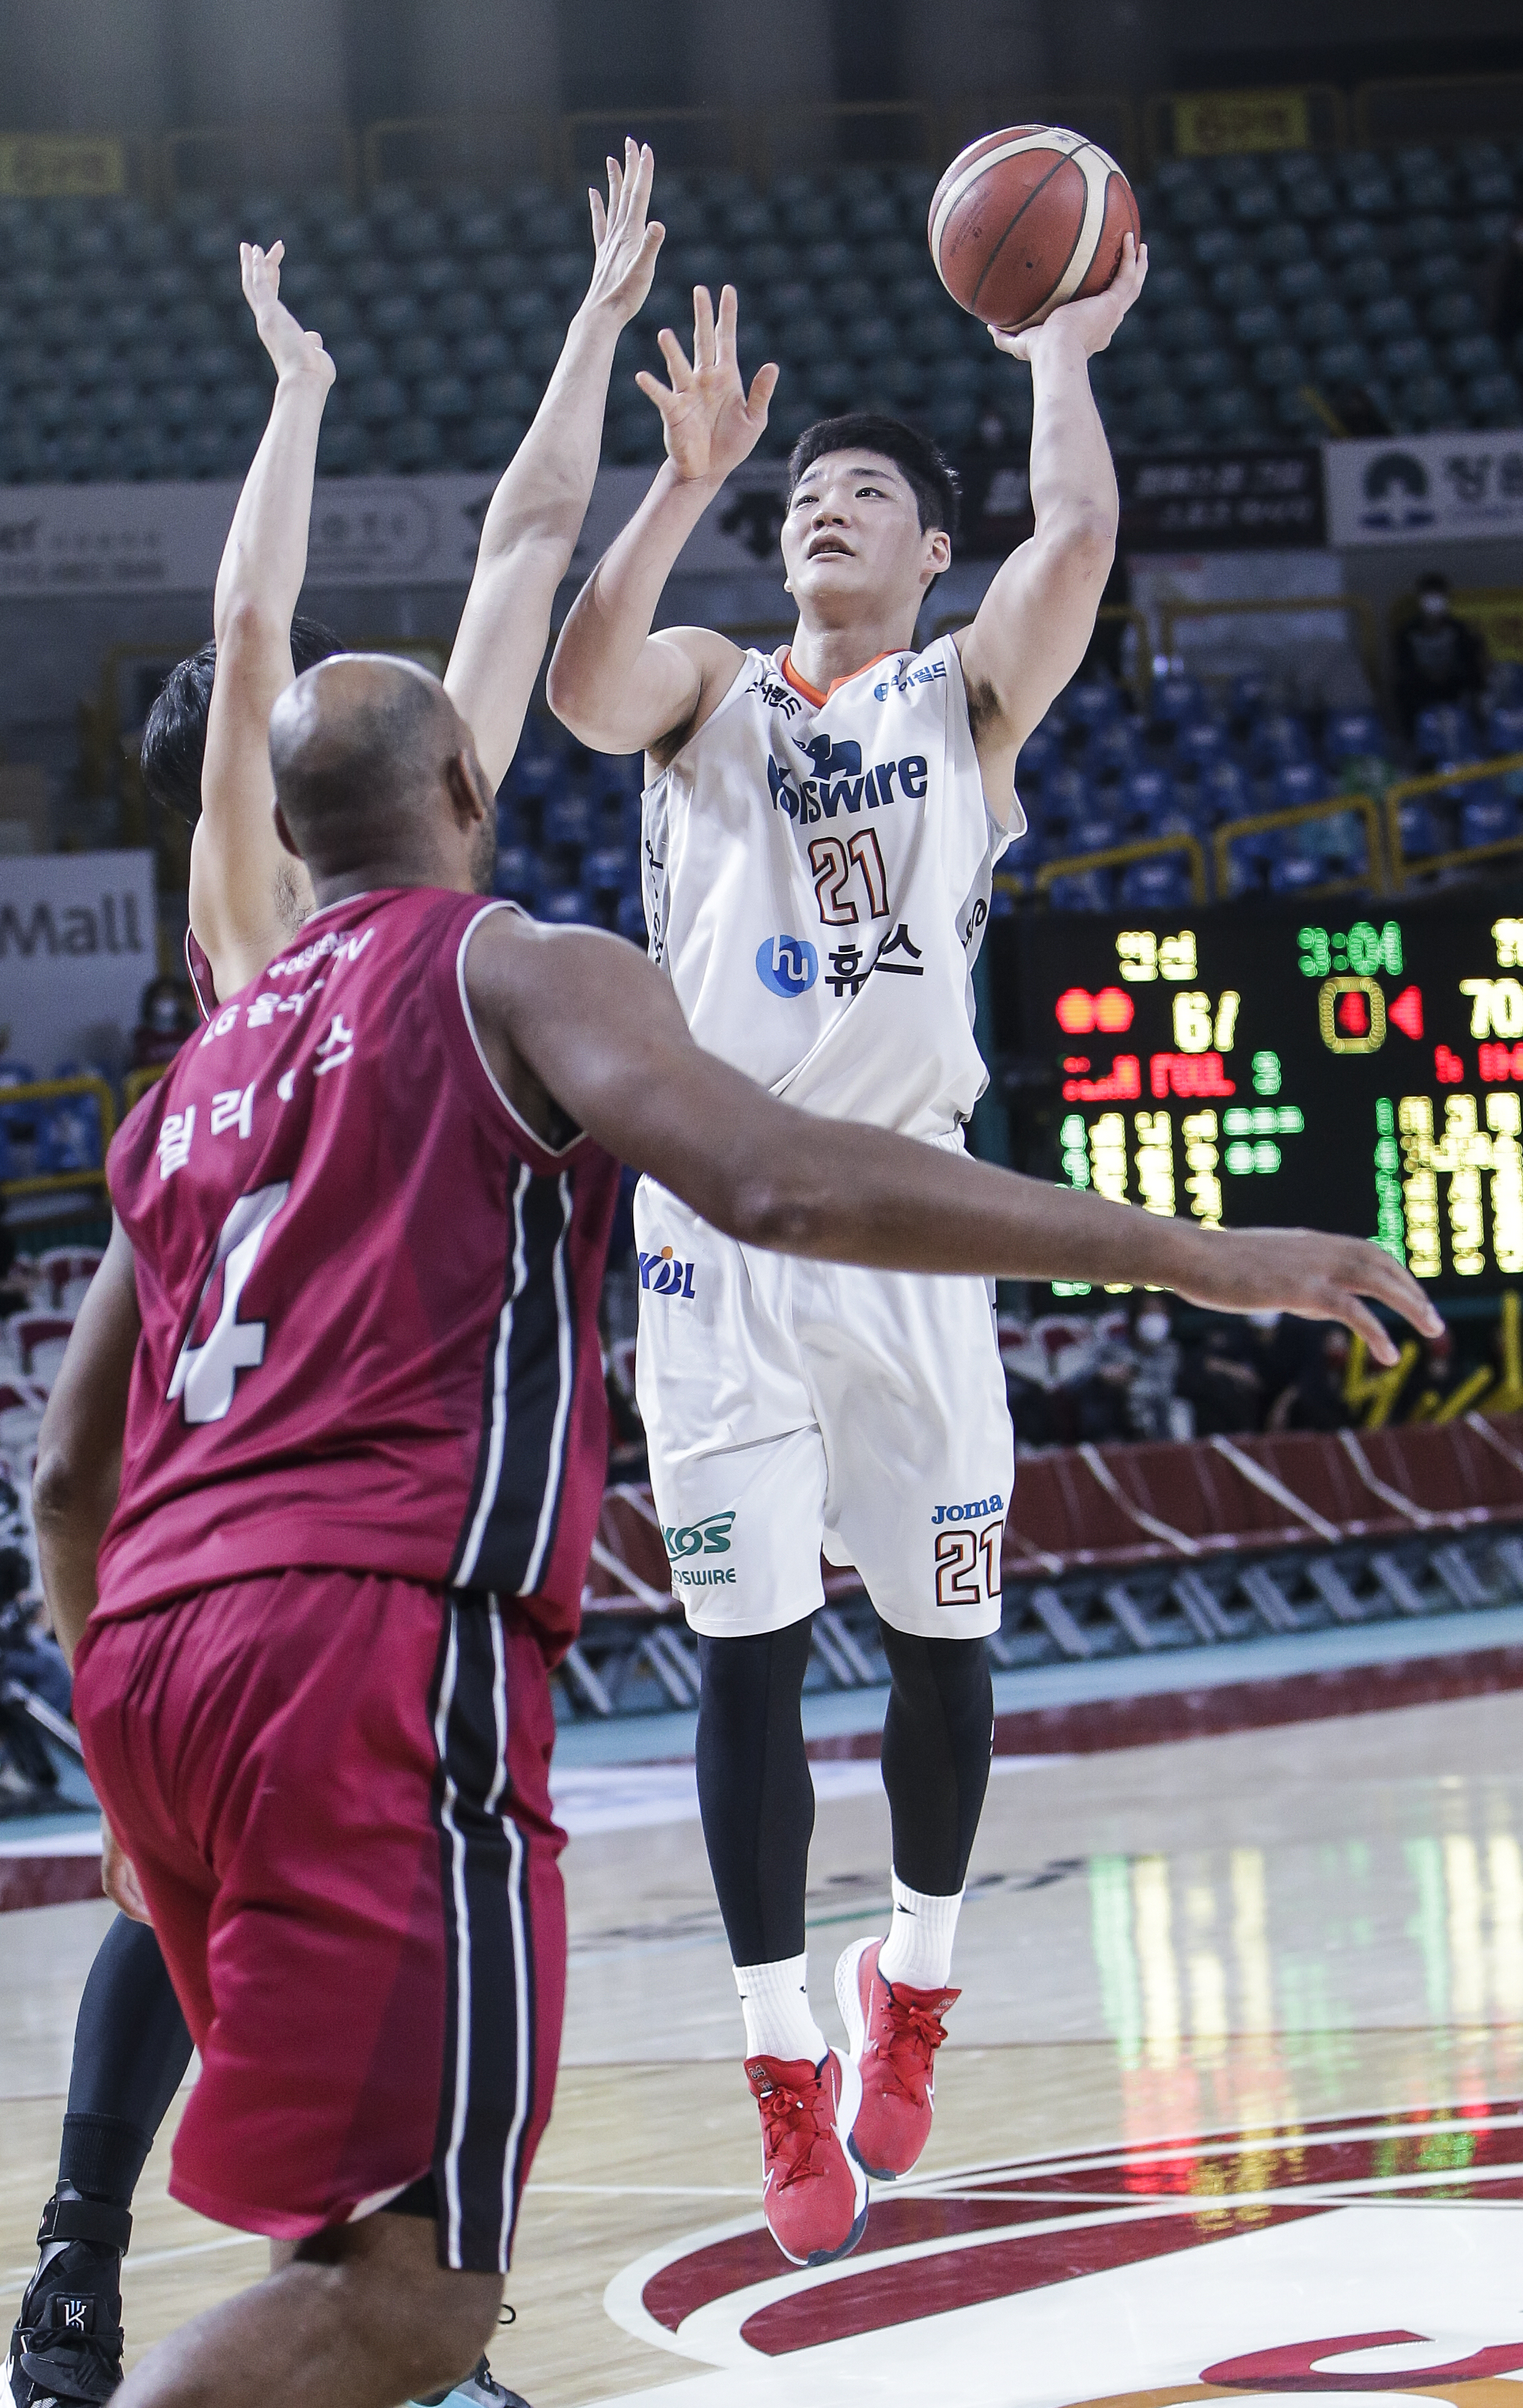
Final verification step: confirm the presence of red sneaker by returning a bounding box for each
[745,2049,867,2266]
[835,1937,958,2180]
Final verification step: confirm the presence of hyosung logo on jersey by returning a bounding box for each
[768,737,929,826]
[755,935,819,997]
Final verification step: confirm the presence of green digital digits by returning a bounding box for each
[1251,1050,1283,1095]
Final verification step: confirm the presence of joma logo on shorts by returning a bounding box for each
[931,1493,1005,1525]
[639,1245,696,1298]
[664,1511,736,1560]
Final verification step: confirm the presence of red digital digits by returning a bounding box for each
[1388,985,1424,1039]
[1054,987,1134,1035]
[1435,1044,1465,1084]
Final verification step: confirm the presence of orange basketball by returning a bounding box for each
[929,125,1141,333]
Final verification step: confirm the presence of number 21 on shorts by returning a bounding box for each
[935,1523,1001,1608]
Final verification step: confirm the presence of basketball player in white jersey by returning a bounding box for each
[547,241,1158,2261]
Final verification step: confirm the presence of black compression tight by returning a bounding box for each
[878,1624,994,1898]
[58,1915,194,2206]
[694,1619,995,1968]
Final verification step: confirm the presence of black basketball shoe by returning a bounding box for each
[7,2188,131,2408]
[411,2353,532,2408]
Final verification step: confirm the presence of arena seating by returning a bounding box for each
[1014,656,1523,910]
[0,135,1520,486]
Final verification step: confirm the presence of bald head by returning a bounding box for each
[270,655,495,893]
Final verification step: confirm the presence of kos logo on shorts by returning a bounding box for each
[664,1509,738,1590]
[755,935,818,997]
[639,1244,696,1298]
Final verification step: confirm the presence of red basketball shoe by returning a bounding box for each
[745,2049,867,2266]
[836,1937,958,2180]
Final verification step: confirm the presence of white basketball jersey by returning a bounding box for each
[642,635,1022,1139]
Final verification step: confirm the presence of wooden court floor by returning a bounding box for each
[7,1688,1523,2407]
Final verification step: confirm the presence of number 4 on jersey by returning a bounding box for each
[168,1182,289,1425]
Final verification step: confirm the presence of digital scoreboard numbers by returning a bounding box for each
[999,900,1523,1300]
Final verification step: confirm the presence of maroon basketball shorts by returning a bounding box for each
[72,1570,567,2272]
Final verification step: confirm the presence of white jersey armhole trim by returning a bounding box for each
[455,900,585,1163]
[648,645,773,781]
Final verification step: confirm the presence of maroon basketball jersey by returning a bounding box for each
[101,887,619,1659]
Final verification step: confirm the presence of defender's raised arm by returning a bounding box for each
[444,137,664,789]
[187,241,336,1000]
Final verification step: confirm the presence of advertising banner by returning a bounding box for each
[1117,450,1326,551]
[1323,431,1523,548]
[0,461,792,599]
[0,851,156,1076]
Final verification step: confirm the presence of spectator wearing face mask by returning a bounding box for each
[1128,1298,1187,1440]
[1394,572,1488,740]
[130,973,196,1070]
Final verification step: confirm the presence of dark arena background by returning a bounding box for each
[7,5,1523,2405]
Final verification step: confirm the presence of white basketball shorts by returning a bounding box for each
[632,1168,1014,1642]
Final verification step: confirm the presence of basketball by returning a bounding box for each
[928,124,1141,332]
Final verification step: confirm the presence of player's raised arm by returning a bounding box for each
[954,232,1148,802]
[545,282,777,758]
[190,241,335,999]
[465,913,1441,1364]
[444,138,665,790]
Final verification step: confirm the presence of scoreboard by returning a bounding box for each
[995,900,1523,1301]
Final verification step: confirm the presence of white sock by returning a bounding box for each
[875,1873,963,1990]
[734,1952,827,2064]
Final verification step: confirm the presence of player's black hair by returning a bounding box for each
[140,616,344,825]
[787,412,961,544]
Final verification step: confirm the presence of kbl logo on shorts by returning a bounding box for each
[639,1245,696,1298]
[755,935,818,998]
[663,1510,736,1560]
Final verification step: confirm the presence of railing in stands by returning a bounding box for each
[122,1065,167,1116]
[1030,830,1209,906]
[1384,749,1523,891]
[0,1078,115,1205]
[1213,790,1388,900]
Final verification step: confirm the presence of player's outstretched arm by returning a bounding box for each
[545,282,776,758]
[31,1218,140,1666]
[192,241,335,999]
[956,232,1148,804]
[467,914,1441,1365]
[444,139,664,790]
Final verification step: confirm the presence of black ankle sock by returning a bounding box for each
[58,2117,151,2212]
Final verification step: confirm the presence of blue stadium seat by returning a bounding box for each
[1250,713,1312,769]
[616,892,649,945]
[494,844,541,902]
[1150,674,1206,729]
[1272,761,1330,812]
[1089,720,1143,779]
[1460,787,1522,851]
[584,845,632,898]
[1395,799,1443,860]
[1490,705,1523,757]
[1323,709,1385,766]
[1268,851,1330,896]
[353,374,408,426]
[1174,720,1228,777]
[1123,766,1176,825]
[1066,803,1121,854]
[543,794,595,850]
[1414,703,1477,762]
[1016,726,1060,783]
[416,373,473,423]
[537,887,591,925]
[1064,681,1124,737]
[1200,760,1253,824]
[1120,856,1193,909]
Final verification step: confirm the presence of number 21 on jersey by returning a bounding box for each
[810,827,889,926]
[935,1523,1001,1608]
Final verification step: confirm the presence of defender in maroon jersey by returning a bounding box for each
[34,658,1435,2408]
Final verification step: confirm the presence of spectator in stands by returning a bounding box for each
[1126,1298,1183,1441]
[1487,213,1523,347]
[1394,572,1488,738]
[128,973,196,1070]
[1265,1320,1352,1434]
[1179,1315,1270,1436]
